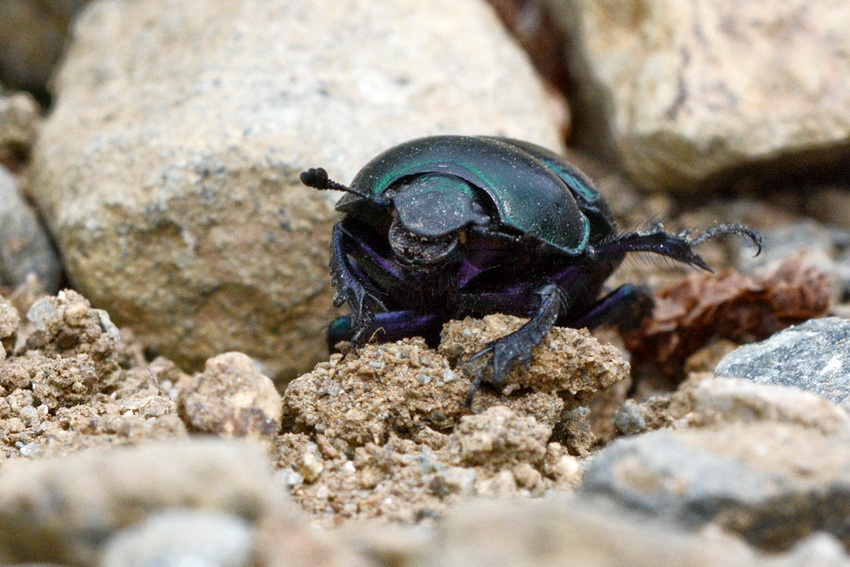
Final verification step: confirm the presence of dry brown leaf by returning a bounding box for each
[624,258,831,378]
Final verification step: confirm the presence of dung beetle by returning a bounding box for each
[301,136,761,403]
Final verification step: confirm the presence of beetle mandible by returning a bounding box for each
[301,136,761,403]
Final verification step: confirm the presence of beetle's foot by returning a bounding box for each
[464,338,534,406]
[330,275,386,347]
[690,223,763,256]
[327,316,374,353]
[463,285,561,406]
[348,308,376,347]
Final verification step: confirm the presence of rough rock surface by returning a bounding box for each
[31,0,562,380]
[428,495,850,567]
[683,377,850,435]
[2,286,850,564]
[550,0,850,190]
[581,421,850,551]
[0,290,187,461]
[715,317,850,404]
[616,376,850,437]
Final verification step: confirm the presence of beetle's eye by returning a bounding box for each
[389,217,460,266]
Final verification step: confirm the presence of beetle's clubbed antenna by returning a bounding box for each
[300,167,349,191]
[300,167,389,205]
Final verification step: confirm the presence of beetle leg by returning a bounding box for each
[572,283,654,331]
[465,284,561,405]
[327,311,443,351]
[330,222,386,345]
[340,225,411,303]
[593,223,761,270]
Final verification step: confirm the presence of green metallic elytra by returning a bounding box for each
[488,138,599,203]
[338,136,591,254]
[488,137,615,239]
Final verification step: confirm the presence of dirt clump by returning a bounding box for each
[279,319,629,524]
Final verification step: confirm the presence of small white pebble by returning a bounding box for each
[18,442,41,457]
[297,451,324,482]
[18,406,39,425]
[276,468,304,489]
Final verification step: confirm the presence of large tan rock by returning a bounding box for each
[551,0,850,190]
[32,0,562,379]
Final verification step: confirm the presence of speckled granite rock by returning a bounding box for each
[580,421,850,551]
[31,0,562,380]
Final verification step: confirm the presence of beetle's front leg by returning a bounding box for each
[465,284,561,405]
[595,223,761,270]
[330,222,385,346]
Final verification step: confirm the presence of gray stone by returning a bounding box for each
[715,317,850,404]
[0,165,62,292]
[99,510,254,567]
[614,398,647,435]
[579,422,850,551]
[31,0,562,379]
[0,438,288,565]
[549,0,850,190]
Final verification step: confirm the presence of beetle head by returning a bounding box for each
[388,216,461,265]
[388,174,490,267]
